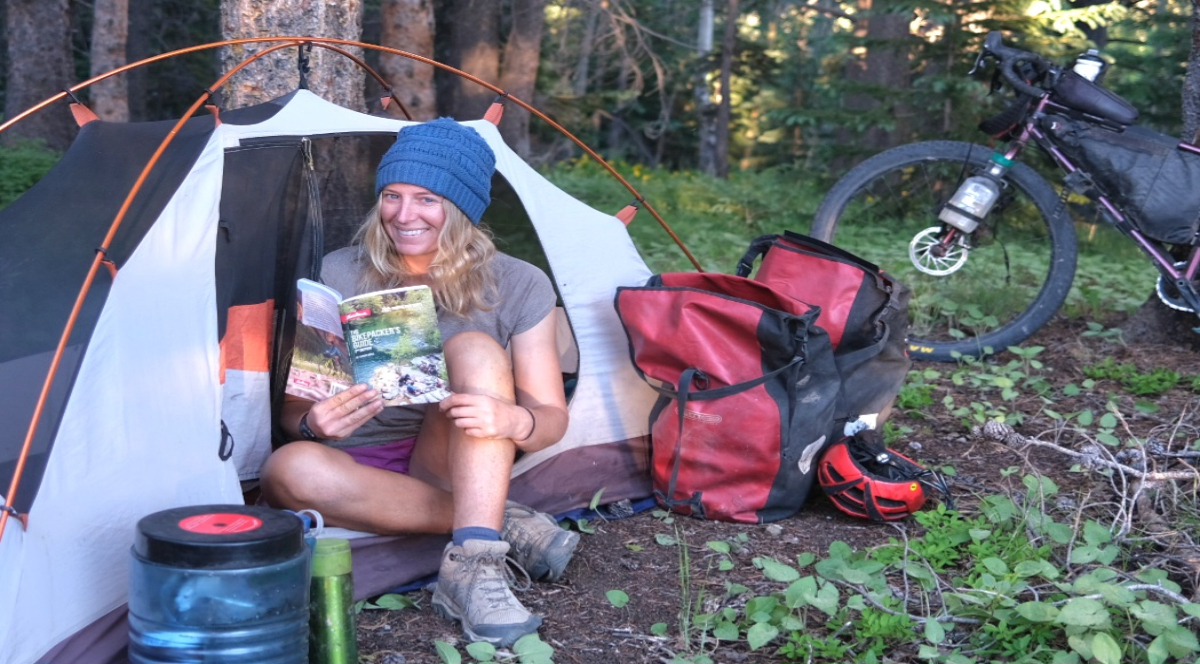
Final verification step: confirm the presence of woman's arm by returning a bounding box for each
[506,310,569,453]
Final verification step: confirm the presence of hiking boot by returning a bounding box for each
[431,540,542,646]
[502,501,580,583]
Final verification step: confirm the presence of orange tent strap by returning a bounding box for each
[70,103,98,127]
[483,101,504,125]
[616,204,639,225]
[205,104,222,126]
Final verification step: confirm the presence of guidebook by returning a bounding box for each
[285,278,451,406]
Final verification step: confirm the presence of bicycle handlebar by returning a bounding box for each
[982,31,1053,99]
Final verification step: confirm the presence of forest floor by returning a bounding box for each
[354,316,1200,664]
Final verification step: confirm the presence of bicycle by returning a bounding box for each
[811,31,1200,362]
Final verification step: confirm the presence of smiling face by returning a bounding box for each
[379,182,447,273]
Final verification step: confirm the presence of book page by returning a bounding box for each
[338,285,451,406]
[285,279,355,402]
[296,278,345,339]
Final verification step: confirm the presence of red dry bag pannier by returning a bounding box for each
[615,272,841,523]
[737,231,911,427]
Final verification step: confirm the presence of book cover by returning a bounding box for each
[285,279,451,406]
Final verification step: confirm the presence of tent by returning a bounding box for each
[0,47,665,663]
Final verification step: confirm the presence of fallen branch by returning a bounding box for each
[971,420,1200,482]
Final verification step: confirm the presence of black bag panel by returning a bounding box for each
[834,279,912,423]
[760,317,842,522]
[1050,71,1139,126]
[1045,115,1200,244]
[744,232,913,424]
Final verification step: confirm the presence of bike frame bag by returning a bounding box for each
[1044,114,1200,245]
[737,231,912,428]
[615,272,841,523]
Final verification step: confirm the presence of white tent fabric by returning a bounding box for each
[1,130,246,664]
[0,90,658,664]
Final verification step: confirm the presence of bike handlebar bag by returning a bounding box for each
[615,272,840,523]
[1044,114,1200,244]
[737,231,912,428]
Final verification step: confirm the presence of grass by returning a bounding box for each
[0,139,60,209]
[542,157,830,274]
[543,160,1155,338]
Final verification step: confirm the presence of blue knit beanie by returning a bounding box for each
[375,119,496,224]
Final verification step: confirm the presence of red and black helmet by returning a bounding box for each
[817,432,949,521]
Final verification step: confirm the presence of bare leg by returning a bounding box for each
[410,331,517,531]
[260,441,454,534]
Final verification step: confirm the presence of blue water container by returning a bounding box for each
[128,505,310,664]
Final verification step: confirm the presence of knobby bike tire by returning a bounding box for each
[811,141,1077,362]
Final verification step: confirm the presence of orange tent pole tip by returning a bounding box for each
[616,204,639,225]
[70,103,98,127]
[483,93,508,126]
[483,102,504,125]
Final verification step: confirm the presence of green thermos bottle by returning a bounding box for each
[309,538,358,664]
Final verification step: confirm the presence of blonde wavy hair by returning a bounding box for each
[354,197,497,318]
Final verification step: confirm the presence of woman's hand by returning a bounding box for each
[438,393,531,442]
[303,383,385,440]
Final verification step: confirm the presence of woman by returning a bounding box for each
[261,119,576,647]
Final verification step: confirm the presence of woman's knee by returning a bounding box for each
[260,442,348,507]
[444,331,513,393]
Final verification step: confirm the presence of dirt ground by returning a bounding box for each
[354,316,1200,664]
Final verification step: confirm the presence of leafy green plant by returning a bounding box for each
[896,379,936,411]
[1083,359,1181,396]
[353,593,418,613]
[637,469,1200,664]
[434,633,555,664]
[605,589,630,608]
[0,139,59,209]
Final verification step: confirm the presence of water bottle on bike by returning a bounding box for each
[812,32,1200,362]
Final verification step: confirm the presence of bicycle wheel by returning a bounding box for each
[812,141,1077,362]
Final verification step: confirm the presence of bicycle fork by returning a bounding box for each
[911,147,1020,277]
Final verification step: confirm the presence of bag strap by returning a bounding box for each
[645,355,803,403]
[735,234,779,277]
[656,367,707,516]
[736,231,886,278]
[780,230,882,273]
[654,357,804,514]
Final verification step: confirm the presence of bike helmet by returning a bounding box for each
[817,432,952,521]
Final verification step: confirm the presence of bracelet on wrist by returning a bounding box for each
[516,406,536,443]
[298,412,323,441]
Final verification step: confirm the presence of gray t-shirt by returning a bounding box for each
[318,246,557,448]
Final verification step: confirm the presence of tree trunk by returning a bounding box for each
[438,0,500,120]
[841,1,913,153]
[220,0,368,249]
[90,0,130,122]
[1184,0,1200,142]
[379,0,436,121]
[1120,294,1200,351]
[1122,0,1200,343]
[4,0,76,150]
[218,0,365,110]
[497,0,545,158]
[713,0,738,179]
[696,0,718,175]
[571,0,600,98]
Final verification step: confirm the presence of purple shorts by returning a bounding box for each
[344,437,418,475]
